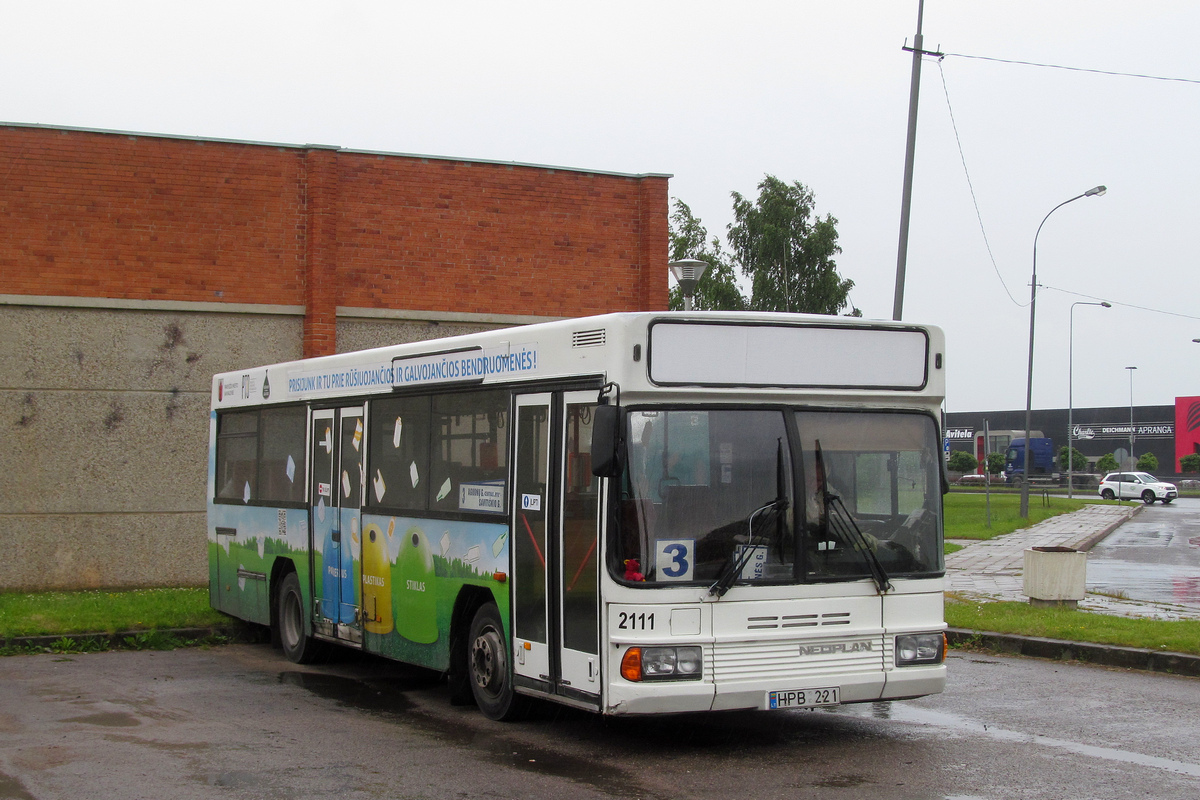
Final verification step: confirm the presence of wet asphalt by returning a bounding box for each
[1086,496,1200,606]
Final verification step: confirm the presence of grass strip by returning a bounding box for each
[943,492,1099,541]
[945,597,1200,656]
[0,588,227,639]
[0,630,243,657]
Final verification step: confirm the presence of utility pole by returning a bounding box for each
[893,0,942,321]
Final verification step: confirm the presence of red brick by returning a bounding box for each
[0,125,670,356]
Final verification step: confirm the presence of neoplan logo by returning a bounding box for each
[798,641,874,656]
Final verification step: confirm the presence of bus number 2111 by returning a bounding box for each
[617,611,655,631]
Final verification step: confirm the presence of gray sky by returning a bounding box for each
[4,1,1198,413]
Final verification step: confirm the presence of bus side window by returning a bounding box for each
[368,396,431,512]
[429,390,509,513]
[216,411,257,502]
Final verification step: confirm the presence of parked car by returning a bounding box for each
[1097,472,1178,504]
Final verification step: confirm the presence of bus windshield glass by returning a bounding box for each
[613,409,942,585]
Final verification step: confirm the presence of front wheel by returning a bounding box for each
[1142,490,1156,505]
[1101,489,1115,500]
[467,603,528,721]
[277,572,324,664]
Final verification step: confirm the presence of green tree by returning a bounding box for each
[947,450,977,472]
[727,176,858,315]
[667,200,746,311]
[986,452,1005,475]
[1058,446,1087,472]
[1180,453,1200,473]
[1096,453,1119,473]
[1136,452,1159,472]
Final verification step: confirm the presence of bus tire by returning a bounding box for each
[467,603,527,721]
[277,572,323,664]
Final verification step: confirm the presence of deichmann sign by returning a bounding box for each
[1071,422,1175,442]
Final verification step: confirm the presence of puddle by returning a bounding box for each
[60,712,140,728]
[279,671,416,716]
[0,771,37,800]
[1087,513,1200,606]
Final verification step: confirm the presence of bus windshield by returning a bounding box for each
[613,409,943,586]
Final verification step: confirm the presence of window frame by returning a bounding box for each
[213,403,309,508]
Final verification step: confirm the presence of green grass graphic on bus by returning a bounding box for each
[207,500,510,670]
[362,515,509,668]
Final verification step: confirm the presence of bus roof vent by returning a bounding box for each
[572,328,607,348]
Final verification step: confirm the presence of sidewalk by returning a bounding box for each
[946,503,1200,621]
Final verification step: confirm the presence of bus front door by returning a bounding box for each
[309,406,364,645]
[511,392,600,704]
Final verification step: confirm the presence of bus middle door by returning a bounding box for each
[309,406,365,645]
[511,392,600,705]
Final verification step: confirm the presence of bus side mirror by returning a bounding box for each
[591,403,623,477]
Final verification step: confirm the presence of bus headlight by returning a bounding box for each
[895,633,946,666]
[620,646,703,681]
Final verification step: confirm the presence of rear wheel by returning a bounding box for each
[277,572,323,664]
[1101,489,1115,500]
[1163,498,1174,505]
[1141,490,1156,505]
[467,603,528,721]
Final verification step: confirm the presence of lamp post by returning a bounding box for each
[668,259,709,311]
[1022,183,1104,520]
[1126,366,1137,469]
[1067,301,1111,498]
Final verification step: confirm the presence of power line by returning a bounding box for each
[935,58,1026,307]
[1041,284,1200,322]
[941,52,1200,85]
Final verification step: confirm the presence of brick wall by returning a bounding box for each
[0,124,670,357]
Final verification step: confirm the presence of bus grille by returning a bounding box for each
[710,635,885,682]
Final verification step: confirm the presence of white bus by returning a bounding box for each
[208,311,948,719]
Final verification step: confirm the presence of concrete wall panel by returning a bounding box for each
[1,512,206,592]
[1,306,303,590]
[335,318,498,354]
[0,305,302,393]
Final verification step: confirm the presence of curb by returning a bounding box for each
[1071,503,1144,552]
[0,623,264,651]
[946,627,1200,678]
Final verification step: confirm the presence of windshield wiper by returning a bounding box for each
[815,441,891,594]
[708,440,790,598]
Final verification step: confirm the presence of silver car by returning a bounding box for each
[1098,472,1178,504]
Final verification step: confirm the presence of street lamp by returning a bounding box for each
[1067,301,1111,498]
[668,259,709,311]
[1126,366,1137,469]
[1020,185,1107,518]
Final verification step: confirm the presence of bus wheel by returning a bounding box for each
[467,603,527,721]
[277,572,322,664]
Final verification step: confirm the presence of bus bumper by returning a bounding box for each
[603,664,946,715]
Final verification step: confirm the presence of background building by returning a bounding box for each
[945,398,1198,476]
[0,123,669,592]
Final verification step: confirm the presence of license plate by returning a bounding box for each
[768,687,840,709]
